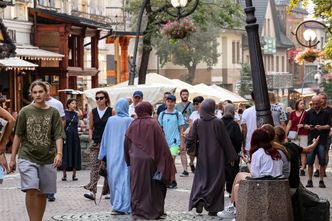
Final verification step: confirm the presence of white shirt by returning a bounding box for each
[241,106,257,151]
[97,107,107,119]
[189,111,200,123]
[129,104,137,118]
[46,97,65,117]
[251,148,283,178]
[216,110,223,119]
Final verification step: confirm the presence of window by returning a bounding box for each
[276,56,279,72]
[321,37,324,50]
[271,56,274,71]
[264,19,266,36]
[232,41,240,64]
[264,56,267,70]
[49,0,55,8]
[236,41,240,63]
[232,41,235,64]
[7,29,16,43]
[281,56,285,72]
[267,19,270,37]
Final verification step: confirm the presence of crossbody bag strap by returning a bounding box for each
[297,111,305,133]
[65,113,76,132]
[182,102,191,114]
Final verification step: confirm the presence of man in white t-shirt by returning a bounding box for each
[241,92,257,155]
[129,90,143,118]
[268,92,287,129]
[187,96,204,174]
[45,83,65,202]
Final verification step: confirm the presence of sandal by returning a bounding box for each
[61,176,67,181]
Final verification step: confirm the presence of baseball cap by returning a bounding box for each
[133,90,143,98]
[166,94,176,102]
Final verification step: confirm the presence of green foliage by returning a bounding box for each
[239,63,252,97]
[320,78,332,104]
[126,0,242,83]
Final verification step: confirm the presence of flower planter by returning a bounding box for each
[161,18,196,40]
[294,48,324,65]
[304,57,316,63]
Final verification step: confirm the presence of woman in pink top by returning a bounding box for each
[286,99,309,176]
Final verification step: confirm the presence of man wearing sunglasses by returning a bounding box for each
[129,91,143,118]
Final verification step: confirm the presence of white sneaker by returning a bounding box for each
[217,204,236,219]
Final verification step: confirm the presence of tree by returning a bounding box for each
[239,62,252,97]
[154,24,220,83]
[127,0,242,84]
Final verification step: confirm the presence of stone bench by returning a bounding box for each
[79,134,91,170]
[236,178,293,221]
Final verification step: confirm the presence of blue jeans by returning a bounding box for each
[307,144,327,166]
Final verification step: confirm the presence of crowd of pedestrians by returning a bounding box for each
[1,79,332,221]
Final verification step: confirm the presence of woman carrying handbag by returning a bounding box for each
[286,99,309,176]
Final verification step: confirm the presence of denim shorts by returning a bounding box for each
[306,144,327,166]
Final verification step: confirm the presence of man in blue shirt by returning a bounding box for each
[156,91,171,116]
[158,94,185,188]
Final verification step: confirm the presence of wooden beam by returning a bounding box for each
[91,30,100,88]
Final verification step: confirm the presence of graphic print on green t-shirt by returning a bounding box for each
[15,105,64,165]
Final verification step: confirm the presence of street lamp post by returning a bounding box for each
[292,20,329,96]
[128,0,199,85]
[244,0,273,127]
[291,20,327,49]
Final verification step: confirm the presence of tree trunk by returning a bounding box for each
[138,35,152,84]
[138,1,153,85]
[184,65,197,84]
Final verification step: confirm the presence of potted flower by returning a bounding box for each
[161,18,196,39]
[294,48,324,64]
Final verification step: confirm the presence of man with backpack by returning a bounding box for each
[159,94,185,189]
[175,89,195,176]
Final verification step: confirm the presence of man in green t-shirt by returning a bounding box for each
[175,89,195,176]
[9,80,64,221]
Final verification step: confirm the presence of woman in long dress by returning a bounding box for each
[98,98,132,215]
[187,99,238,216]
[61,98,81,181]
[124,101,176,220]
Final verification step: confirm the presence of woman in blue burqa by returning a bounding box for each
[98,98,132,215]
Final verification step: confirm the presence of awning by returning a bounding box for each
[67,67,99,76]
[293,88,316,97]
[58,89,84,95]
[0,57,38,70]
[16,46,64,60]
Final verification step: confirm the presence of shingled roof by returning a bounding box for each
[240,0,293,48]
[29,7,112,30]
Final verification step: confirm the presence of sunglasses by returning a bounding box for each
[194,102,200,106]
[95,96,105,101]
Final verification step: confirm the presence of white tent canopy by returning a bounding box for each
[112,73,220,102]
[84,84,177,109]
[209,84,247,103]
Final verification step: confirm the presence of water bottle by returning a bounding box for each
[0,166,4,184]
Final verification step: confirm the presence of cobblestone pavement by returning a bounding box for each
[1,151,332,221]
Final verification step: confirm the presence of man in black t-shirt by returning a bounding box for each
[319,92,332,177]
[303,95,331,188]
[274,127,319,189]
